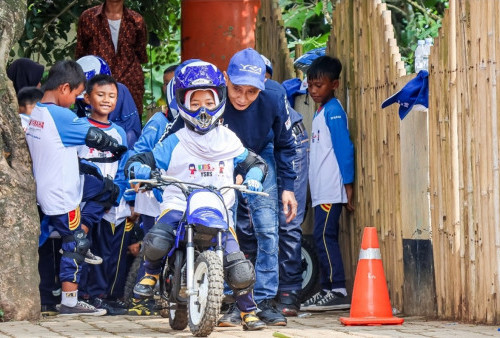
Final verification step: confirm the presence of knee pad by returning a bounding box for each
[223,251,256,296]
[62,230,89,263]
[143,226,175,262]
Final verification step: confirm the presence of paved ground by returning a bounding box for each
[0,310,498,337]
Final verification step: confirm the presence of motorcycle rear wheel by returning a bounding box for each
[169,302,188,330]
[188,250,224,337]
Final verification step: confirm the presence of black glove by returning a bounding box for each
[86,127,128,159]
[101,177,120,210]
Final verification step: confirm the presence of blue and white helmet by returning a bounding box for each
[77,55,112,80]
[174,60,226,134]
[76,55,112,100]
[165,78,178,119]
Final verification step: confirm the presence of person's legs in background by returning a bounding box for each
[127,214,159,316]
[277,128,309,316]
[78,173,111,300]
[301,203,350,311]
[86,219,130,315]
[39,237,62,316]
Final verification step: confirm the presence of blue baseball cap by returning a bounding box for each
[227,48,266,91]
[381,70,429,120]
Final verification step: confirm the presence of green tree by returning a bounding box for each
[13,0,181,107]
[279,0,447,71]
[384,0,448,72]
[279,0,332,58]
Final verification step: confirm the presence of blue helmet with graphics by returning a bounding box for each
[77,55,112,80]
[165,78,178,120]
[174,60,226,134]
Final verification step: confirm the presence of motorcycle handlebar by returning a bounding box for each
[127,175,269,197]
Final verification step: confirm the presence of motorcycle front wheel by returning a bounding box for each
[188,250,224,337]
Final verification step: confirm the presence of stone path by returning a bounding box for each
[0,311,498,337]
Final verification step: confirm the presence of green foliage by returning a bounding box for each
[0,308,3,322]
[279,0,447,72]
[13,0,96,63]
[279,0,332,58]
[14,0,180,66]
[12,0,181,111]
[384,0,448,72]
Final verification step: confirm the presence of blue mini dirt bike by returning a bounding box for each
[129,175,267,336]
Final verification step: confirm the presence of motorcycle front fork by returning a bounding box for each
[185,226,224,296]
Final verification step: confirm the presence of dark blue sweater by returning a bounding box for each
[223,79,296,191]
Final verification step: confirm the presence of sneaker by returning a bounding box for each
[84,250,103,265]
[41,304,59,316]
[106,298,129,309]
[276,290,300,317]
[241,311,266,331]
[92,297,127,316]
[256,299,287,326]
[133,274,158,298]
[127,298,158,316]
[59,300,107,316]
[300,290,328,310]
[217,302,241,327]
[307,291,351,311]
[58,249,103,265]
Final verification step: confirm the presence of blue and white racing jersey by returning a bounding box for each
[309,98,354,206]
[26,103,92,215]
[152,125,247,213]
[77,117,130,224]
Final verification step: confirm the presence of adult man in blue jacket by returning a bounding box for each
[218,48,297,327]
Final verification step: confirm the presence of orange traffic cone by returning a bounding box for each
[340,227,404,326]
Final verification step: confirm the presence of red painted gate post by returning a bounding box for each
[181,0,261,71]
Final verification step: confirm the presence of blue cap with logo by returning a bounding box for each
[227,48,266,91]
[381,70,429,120]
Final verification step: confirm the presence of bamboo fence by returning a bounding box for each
[255,0,295,83]
[256,0,500,323]
[428,0,500,323]
[325,0,407,312]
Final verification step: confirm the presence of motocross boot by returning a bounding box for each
[241,311,267,331]
[133,273,158,298]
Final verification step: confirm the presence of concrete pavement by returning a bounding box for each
[0,310,498,337]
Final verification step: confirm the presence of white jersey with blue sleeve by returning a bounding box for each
[132,112,170,217]
[152,125,246,213]
[309,98,354,206]
[77,118,127,179]
[25,103,92,215]
[77,118,131,224]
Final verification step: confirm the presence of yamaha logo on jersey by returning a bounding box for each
[239,64,262,74]
[29,119,44,128]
